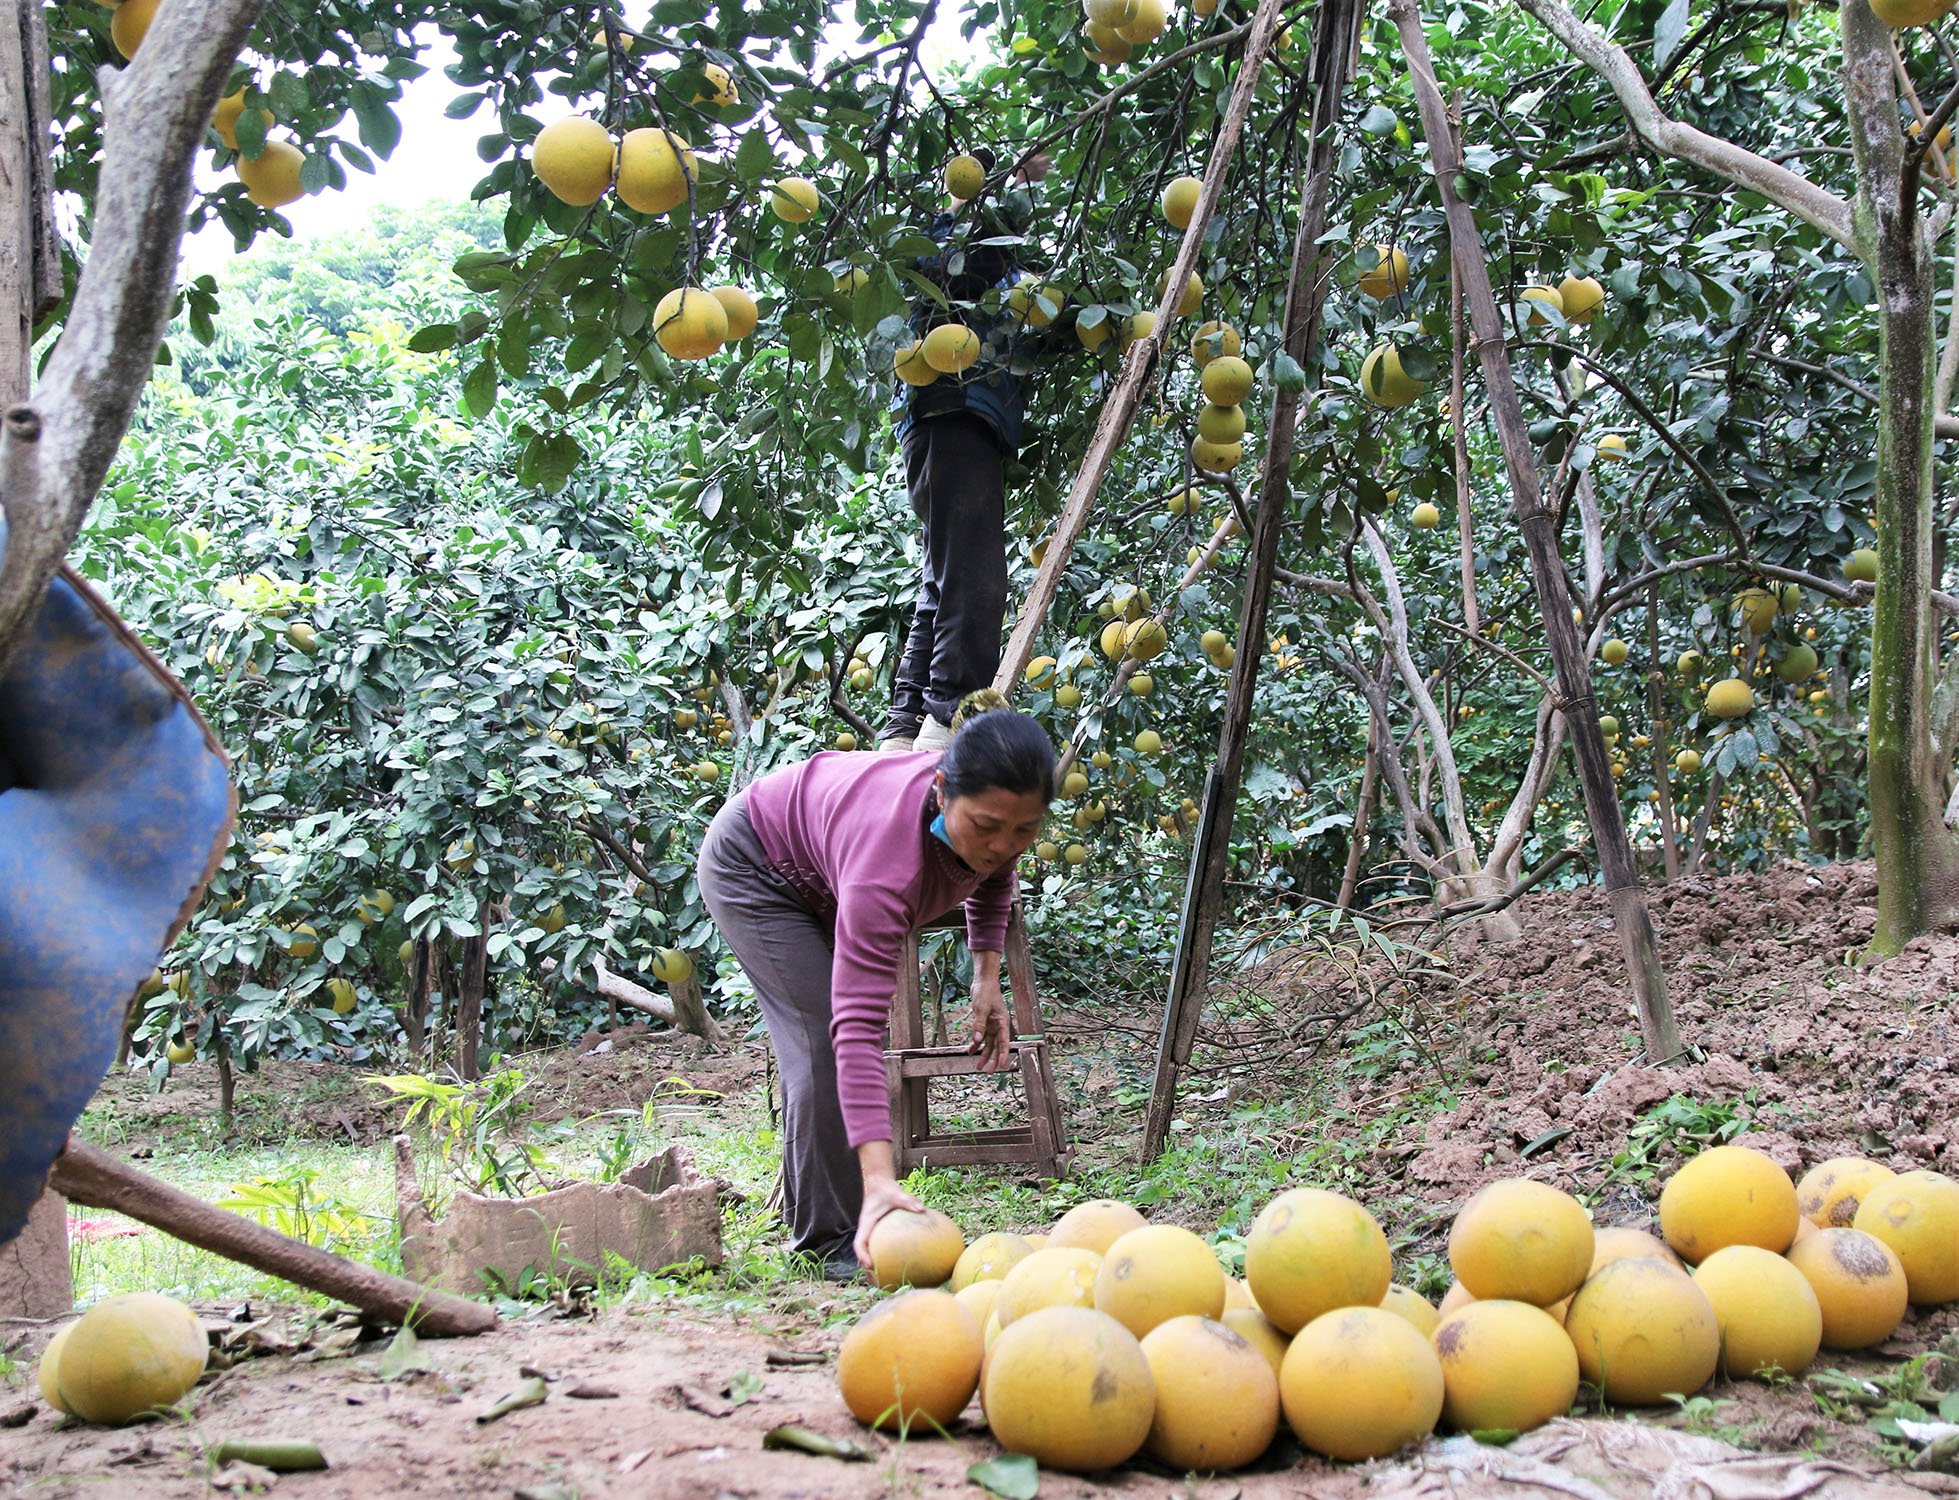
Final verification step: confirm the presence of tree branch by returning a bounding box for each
[1508,0,1855,250]
[0,0,264,671]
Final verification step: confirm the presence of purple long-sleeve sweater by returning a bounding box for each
[743,750,1017,1148]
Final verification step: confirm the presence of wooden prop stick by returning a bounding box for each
[1389,0,1681,1063]
[992,0,1288,694]
[1141,0,1363,1164]
[48,1139,498,1337]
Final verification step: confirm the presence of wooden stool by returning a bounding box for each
[886,900,1069,1179]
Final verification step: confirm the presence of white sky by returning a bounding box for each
[183,12,971,278]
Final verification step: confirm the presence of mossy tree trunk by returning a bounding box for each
[1839,1,1959,954]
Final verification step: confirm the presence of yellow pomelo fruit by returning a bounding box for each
[1245,1188,1391,1335]
[1360,343,1425,407]
[1692,1245,1823,1379]
[1411,502,1441,529]
[1122,618,1168,662]
[1798,1157,1895,1229]
[1675,749,1702,774]
[1786,1229,1909,1348]
[1660,1145,1799,1262]
[1438,1282,1475,1319]
[1130,672,1154,695]
[357,889,394,923]
[1085,0,1138,23]
[1099,617,1128,663]
[1008,278,1066,328]
[1082,23,1132,64]
[616,128,695,215]
[1449,1179,1594,1307]
[1222,1276,1256,1312]
[1190,320,1239,365]
[1776,643,1819,682]
[952,1231,1034,1291]
[1220,1307,1289,1378]
[1281,1306,1443,1460]
[531,116,615,205]
[983,1309,1003,1350]
[769,176,820,222]
[213,91,273,152]
[55,1293,208,1425]
[1588,1227,1680,1276]
[984,1306,1154,1470]
[1854,1171,1959,1304]
[651,947,694,983]
[691,61,738,105]
[1596,433,1629,461]
[996,1247,1103,1324]
[1063,843,1087,863]
[1191,437,1242,473]
[111,0,160,59]
[1118,0,1168,41]
[836,1289,982,1431]
[1558,274,1604,323]
[1358,243,1410,299]
[1196,403,1246,444]
[1133,729,1162,755]
[944,153,986,199]
[1845,547,1879,583]
[893,339,939,387]
[236,141,306,209]
[1201,355,1254,406]
[1872,0,1957,27]
[1094,1224,1227,1338]
[1024,655,1058,686]
[1565,1259,1719,1405]
[1157,267,1203,317]
[1061,769,1090,797]
[1732,587,1779,634]
[1050,1198,1147,1255]
[283,923,319,959]
[1703,678,1756,720]
[1602,638,1630,665]
[868,1208,965,1290]
[326,977,357,1014]
[1120,310,1158,349]
[1522,284,1564,323]
[653,286,728,360]
[1141,1315,1279,1471]
[37,1322,75,1412]
[957,1279,1004,1330]
[709,286,758,341]
[921,323,980,373]
[165,1041,194,1065]
[1161,174,1201,229]
[1380,1284,1441,1338]
[1433,1300,1577,1434]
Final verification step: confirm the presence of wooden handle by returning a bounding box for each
[48,1138,497,1337]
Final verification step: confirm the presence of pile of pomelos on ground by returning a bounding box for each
[838,1148,1959,1474]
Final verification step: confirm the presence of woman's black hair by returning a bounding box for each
[938,701,1056,803]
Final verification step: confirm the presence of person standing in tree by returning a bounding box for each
[879,149,1055,753]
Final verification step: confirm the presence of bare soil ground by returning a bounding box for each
[7,859,1959,1497]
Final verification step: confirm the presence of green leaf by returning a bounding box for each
[1653,0,1690,72]
[407,324,459,353]
[1271,351,1307,395]
[351,83,403,159]
[1357,104,1400,137]
[967,1454,1039,1500]
[462,358,498,419]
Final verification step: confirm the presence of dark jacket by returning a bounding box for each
[893,193,1045,454]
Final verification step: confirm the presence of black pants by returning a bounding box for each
[881,412,1009,739]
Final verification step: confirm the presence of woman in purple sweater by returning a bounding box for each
[696,704,1054,1279]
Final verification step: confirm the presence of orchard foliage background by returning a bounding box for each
[42,0,1959,1075]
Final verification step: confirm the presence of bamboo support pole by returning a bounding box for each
[1390,0,1682,1064]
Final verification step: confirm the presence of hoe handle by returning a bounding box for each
[47,1138,497,1337]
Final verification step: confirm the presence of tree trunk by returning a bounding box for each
[1337,716,1380,910]
[1839,0,1959,953]
[1392,0,1681,1063]
[456,909,490,1082]
[405,936,430,1062]
[1645,586,1681,880]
